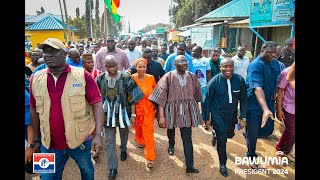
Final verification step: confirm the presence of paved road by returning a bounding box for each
[25,121,295,180]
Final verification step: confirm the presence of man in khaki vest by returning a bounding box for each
[26,38,105,180]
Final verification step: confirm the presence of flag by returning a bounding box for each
[104,0,121,23]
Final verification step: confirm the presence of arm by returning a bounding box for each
[123,54,130,70]
[130,105,136,126]
[206,70,211,82]
[286,61,295,89]
[95,53,102,71]
[239,77,248,128]
[254,87,275,127]
[158,106,166,128]
[276,88,285,121]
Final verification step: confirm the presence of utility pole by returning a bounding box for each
[62,0,72,42]
[89,0,93,38]
[58,0,67,43]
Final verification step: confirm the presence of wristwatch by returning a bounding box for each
[96,131,105,138]
[27,143,35,148]
[131,114,136,117]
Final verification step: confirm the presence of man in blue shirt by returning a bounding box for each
[164,42,195,73]
[66,48,83,67]
[245,41,282,169]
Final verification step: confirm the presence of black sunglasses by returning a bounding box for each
[107,40,115,43]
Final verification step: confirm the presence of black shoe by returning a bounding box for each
[212,131,217,147]
[120,151,127,161]
[168,146,174,156]
[186,167,200,173]
[220,164,228,177]
[108,169,117,180]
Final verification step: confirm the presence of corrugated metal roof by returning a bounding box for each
[26,15,77,31]
[196,0,250,23]
[25,13,65,23]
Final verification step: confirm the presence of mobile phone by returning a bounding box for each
[237,122,241,131]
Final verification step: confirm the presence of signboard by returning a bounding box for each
[190,26,214,50]
[250,0,295,28]
[156,27,164,34]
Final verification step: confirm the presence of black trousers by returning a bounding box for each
[167,128,194,169]
[216,131,235,165]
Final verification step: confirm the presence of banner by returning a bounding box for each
[249,0,295,28]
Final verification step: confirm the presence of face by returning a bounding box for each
[69,51,80,64]
[161,46,167,54]
[93,45,100,53]
[106,36,116,50]
[220,61,234,79]
[152,49,158,58]
[42,46,66,69]
[128,40,136,51]
[177,46,186,55]
[147,40,152,47]
[261,47,276,62]
[186,45,193,54]
[105,61,118,76]
[30,52,39,61]
[78,46,84,55]
[175,57,188,73]
[136,61,147,76]
[142,52,152,63]
[169,45,174,53]
[192,48,200,59]
[141,40,147,48]
[211,52,219,62]
[236,47,245,58]
[82,60,94,72]
[274,48,281,60]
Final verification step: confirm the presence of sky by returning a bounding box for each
[25,0,172,32]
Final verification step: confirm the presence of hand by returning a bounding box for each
[130,116,136,126]
[276,110,285,121]
[205,121,211,130]
[25,142,40,164]
[158,116,166,128]
[239,120,246,129]
[126,69,132,75]
[261,109,275,128]
[91,136,103,156]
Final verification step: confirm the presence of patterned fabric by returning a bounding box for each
[96,71,144,128]
[148,70,203,129]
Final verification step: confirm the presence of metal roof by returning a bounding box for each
[26,15,77,31]
[195,0,250,23]
[25,13,65,23]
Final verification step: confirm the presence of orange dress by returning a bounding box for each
[131,73,157,161]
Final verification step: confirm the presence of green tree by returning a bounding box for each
[170,0,231,28]
[68,8,86,39]
[95,0,101,38]
[36,7,45,15]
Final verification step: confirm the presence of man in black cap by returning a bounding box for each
[278,38,295,67]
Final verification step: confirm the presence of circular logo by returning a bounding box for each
[39,158,49,168]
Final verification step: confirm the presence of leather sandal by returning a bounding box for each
[147,161,154,168]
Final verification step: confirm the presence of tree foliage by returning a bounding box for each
[170,0,231,28]
[139,23,170,33]
[68,8,86,39]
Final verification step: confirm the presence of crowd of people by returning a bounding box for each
[25,35,295,179]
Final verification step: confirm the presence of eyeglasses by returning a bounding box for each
[107,40,115,43]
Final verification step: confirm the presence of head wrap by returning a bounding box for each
[134,58,147,67]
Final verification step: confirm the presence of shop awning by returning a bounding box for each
[176,29,191,37]
[229,18,249,28]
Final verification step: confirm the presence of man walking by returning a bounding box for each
[27,38,105,180]
[149,55,203,174]
[95,55,144,179]
[203,58,248,177]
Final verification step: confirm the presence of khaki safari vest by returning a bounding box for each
[31,67,95,149]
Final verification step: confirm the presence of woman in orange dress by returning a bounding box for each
[131,58,157,169]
